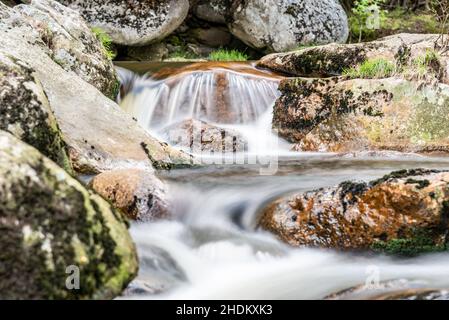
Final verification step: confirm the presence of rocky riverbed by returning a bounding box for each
[1,0,449,300]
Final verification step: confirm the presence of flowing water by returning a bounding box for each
[117,62,449,300]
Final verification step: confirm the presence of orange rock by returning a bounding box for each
[259,169,449,254]
[90,169,170,221]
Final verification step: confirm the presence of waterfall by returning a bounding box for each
[117,62,289,154]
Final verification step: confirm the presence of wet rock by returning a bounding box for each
[192,0,229,24]
[274,77,449,154]
[56,0,190,46]
[89,169,170,221]
[228,0,349,52]
[0,131,138,299]
[259,33,448,79]
[259,169,449,255]
[0,52,70,171]
[373,289,449,300]
[0,1,193,174]
[16,0,118,98]
[325,279,448,300]
[161,119,247,153]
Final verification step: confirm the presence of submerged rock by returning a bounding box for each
[326,279,448,300]
[259,33,448,79]
[16,0,118,98]
[0,52,70,171]
[0,131,138,299]
[259,169,449,255]
[161,119,247,153]
[57,0,190,46]
[89,169,170,221]
[274,77,449,154]
[0,1,193,174]
[228,0,349,52]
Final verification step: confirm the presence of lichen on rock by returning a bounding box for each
[0,131,138,299]
[259,169,449,255]
[0,52,71,171]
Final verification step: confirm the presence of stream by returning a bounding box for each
[116,62,449,300]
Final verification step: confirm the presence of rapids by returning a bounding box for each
[117,62,449,300]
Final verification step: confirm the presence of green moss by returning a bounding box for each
[371,228,447,256]
[208,49,249,62]
[343,58,395,79]
[91,27,116,60]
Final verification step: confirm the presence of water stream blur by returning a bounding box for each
[117,62,449,300]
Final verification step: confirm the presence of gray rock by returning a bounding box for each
[0,130,138,299]
[0,52,71,171]
[161,119,247,153]
[16,0,118,98]
[127,43,169,62]
[56,0,190,46]
[192,0,229,24]
[228,0,349,52]
[0,0,193,174]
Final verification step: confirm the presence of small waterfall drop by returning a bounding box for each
[117,62,289,154]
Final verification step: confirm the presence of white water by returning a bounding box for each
[117,63,449,300]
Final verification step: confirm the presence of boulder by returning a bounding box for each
[228,0,349,52]
[161,119,247,153]
[89,169,170,221]
[192,27,232,48]
[0,130,138,299]
[56,0,190,46]
[0,1,193,174]
[16,0,118,98]
[192,0,229,24]
[274,77,449,154]
[258,34,448,79]
[0,52,70,171]
[126,43,169,62]
[259,169,449,255]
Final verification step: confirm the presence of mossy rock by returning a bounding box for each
[0,52,71,172]
[0,131,138,299]
[259,169,449,255]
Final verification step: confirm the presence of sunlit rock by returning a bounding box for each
[259,169,449,255]
[89,169,170,221]
[56,0,190,46]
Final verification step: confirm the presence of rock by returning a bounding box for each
[325,279,447,300]
[161,119,247,153]
[192,27,232,48]
[0,130,138,299]
[228,0,349,52]
[127,43,169,62]
[273,77,449,154]
[56,0,190,46]
[192,0,229,24]
[0,52,70,171]
[89,169,170,221]
[258,33,448,79]
[373,289,449,300]
[0,1,193,174]
[259,169,449,255]
[16,0,118,98]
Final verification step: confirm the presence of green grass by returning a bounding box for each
[91,27,116,60]
[349,9,442,43]
[208,49,249,62]
[343,58,395,79]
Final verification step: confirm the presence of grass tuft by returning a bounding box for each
[343,58,395,79]
[208,49,249,62]
[91,27,116,60]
